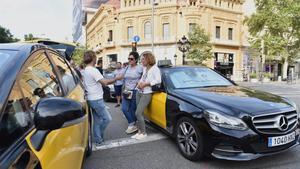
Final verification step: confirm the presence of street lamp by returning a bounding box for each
[177,35,191,65]
[151,0,158,53]
[174,54,177,66]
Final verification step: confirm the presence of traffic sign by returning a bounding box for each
[133,36,140,42]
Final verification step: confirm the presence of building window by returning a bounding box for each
[108,30,113,42]
[189,23,197,32]
[163,23,170,40]
[127,26,133,42]
[219,0,221,6]
[216,26,220,39]
[215,0,217,5]
[144,22,151,40]
[228,28,233,40]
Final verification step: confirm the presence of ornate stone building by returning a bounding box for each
[86,0,247,81]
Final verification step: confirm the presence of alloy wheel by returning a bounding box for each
[177,122,198,156]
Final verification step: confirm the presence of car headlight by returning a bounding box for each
[204,110,248,130]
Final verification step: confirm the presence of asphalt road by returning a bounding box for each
[83,82,300,169]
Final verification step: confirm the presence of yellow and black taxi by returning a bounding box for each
[0,43,92,169]
[145,60,299,161]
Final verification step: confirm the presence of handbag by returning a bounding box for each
[151,83,162,92]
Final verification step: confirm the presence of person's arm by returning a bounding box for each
[140,67,161,89]
[98,78,117,86]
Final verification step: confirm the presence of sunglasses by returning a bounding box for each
[128,57,135,61]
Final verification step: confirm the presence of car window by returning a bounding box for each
[18,52,62,111]
[167,68,233,89]
[0,83,32,156]
[49,52,77,95]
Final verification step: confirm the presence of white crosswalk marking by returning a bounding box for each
[92,133,167,151]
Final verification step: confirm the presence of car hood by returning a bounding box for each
[172,86,292,116]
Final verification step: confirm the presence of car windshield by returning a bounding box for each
[0,50,18,68]
[166,67,233,89]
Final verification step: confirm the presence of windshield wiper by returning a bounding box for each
[199,85,232,88]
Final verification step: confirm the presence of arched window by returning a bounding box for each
[144,22,151,40]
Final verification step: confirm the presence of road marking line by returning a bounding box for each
[92,133,167,151]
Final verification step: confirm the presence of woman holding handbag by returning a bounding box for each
[121,51,143,134]
[131,51,161,140]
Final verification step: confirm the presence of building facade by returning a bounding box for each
[73,0,108,44]
[86,0,247,81]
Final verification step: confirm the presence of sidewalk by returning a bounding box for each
[237,80,300,88]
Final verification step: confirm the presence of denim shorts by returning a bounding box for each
[114,85,123,96]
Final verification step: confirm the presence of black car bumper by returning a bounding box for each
[202,123,300,161]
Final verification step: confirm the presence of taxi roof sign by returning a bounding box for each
[157,59,172,67]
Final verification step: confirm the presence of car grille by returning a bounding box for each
[252,110,298,134]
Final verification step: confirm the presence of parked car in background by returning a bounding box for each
[0,43,92,169]
[103,69,117,102]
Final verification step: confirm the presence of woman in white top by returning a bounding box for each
[131,51,161,140]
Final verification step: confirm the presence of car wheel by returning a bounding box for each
[85,114,93,157]
[176,117,203,161]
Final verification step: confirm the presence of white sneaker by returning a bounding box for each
[126,125,138,134]
[131,133,140,139]
[135,133,147,140]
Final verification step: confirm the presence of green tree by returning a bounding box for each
[72,45,86,65]
[0,26,19,43]
[24,33,37,41]
[187,26,213,65]
[245,0,300,78]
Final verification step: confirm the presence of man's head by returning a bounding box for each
[116,62,122,69]
[34,88,46,98]
[83,50,97,66]
[97,59,102,67]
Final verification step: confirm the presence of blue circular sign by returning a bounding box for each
[133,36,140,42]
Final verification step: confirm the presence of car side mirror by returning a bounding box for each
[34,97,85,131]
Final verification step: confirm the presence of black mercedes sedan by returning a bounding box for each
[144,60,299,161]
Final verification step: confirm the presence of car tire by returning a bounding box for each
[85,112,93,157]
[175,117,204,161]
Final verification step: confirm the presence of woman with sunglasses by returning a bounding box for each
[131,52,161,140]
[121,51,143,134]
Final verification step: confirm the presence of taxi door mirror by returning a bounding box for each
[34,97,85,131]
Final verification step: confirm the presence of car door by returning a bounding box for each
[46,50,88,164]
[0,80,41,169]
[144,78,168,129]
[17,50,86,169]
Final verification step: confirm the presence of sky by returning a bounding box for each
[0,0,256,42]
[0,0,73,42]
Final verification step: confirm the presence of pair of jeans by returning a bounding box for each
[121,90,137,125]
[88,99,112,143]
[135,92,152,133]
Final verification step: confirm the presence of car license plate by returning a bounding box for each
[268,132,296,147]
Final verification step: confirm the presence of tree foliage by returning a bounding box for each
[0,26,19,43]
[72,46,86,65]
[24,33,38,41]
[245,0,300,63]
[187,26,213,65]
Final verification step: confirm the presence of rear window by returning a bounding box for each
[0,50,18,68]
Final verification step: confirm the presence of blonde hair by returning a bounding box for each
[142,51,156,66]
